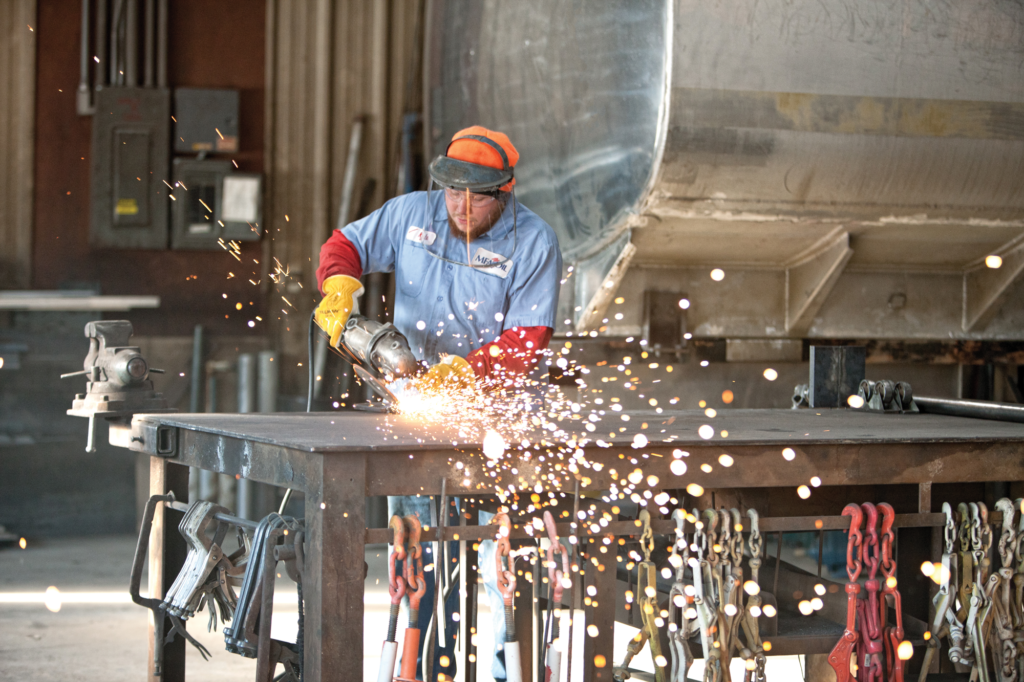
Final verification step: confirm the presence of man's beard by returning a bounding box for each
[448,197,509,240]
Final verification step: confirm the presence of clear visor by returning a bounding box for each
[421,180,518,270]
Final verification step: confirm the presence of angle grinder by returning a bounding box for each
[333,314,423,409]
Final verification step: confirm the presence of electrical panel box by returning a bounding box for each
[170,158,262,250]
[174,88,239,154]
[90,87,171,249]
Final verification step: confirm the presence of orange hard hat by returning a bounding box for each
[445,126,518,191]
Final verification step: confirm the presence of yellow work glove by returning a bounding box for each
[314,275,364,347]
[415,355,478,393]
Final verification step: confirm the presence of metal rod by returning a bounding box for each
[534,547,543,682]
[817,529,824,578]
[109,0,123,85]
[257,350,278,413]
[363,511,958,544]
[155,0,167,87]
[312,333,329,400]
[189,325,203,413]
[336,117,365,231]
[166,500,259,530]
[125,0,138,86]
[77,0,94,115]
[236,353,256,519]
[566,478,580,682]
[95,0,108,89]
[143,0,154,86]
[773,532,782,598]
[425,477,447,680]
[915,395,1024,423]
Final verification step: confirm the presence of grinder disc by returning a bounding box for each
[353,365,400,410]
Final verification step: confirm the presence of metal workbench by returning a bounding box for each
[122,408,1024,681]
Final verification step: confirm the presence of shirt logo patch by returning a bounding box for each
[472,247,512,279]
[406,226,436,245]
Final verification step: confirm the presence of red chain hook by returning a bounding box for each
[877,503,905,682]
[494,512,516,606]
[858,503,884,682]
[829,503,864,682]
[404,515,427,612]
[389,515,408,605]
[543,510,571,604]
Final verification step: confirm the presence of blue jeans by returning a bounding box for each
[477,509,509,681]
[387,498,511,681]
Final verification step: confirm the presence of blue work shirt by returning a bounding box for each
[341,190,562,363]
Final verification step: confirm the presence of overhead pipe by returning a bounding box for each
[236,354,256,519]
[125,0,138,86]
[95,0,108,90]
[143,0,154,86]
[156,0,167,87]
[109,0,124,86]
[77,0,95,115]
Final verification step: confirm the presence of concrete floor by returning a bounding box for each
[0,535,804,681]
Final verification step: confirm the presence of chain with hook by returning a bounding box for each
[493,512,517,643]
[386,515,407,643]
[829,503,863,682]
[668,509,695,682]
[878,503,906,682]
[990,499,1018,682]
[858,503,885,682]
[741,509,766,682]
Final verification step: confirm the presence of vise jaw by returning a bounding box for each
[62,320,174,452]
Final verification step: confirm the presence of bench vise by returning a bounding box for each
[62,320,174,452]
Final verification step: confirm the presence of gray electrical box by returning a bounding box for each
[90,87,171,249]
[170,158,262,249]
[174,88,239,154]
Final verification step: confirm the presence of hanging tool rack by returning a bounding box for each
[120,408,1024,681]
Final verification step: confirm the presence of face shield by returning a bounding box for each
[422,136,518,271]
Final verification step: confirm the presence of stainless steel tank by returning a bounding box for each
[425,0,1024,339]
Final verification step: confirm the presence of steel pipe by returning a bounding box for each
[143,0,154,86]
[236,354,256,518]
[915,396,1024,424]
[155,0,167,87]
[95,0,108,89]
[125,0,138,86]
[77,0,94,115]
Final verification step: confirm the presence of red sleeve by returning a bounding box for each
[466,326,553,382]
[317,231,364,294]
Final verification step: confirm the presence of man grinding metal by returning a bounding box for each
[315,126,562,680]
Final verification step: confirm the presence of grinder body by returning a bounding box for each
[335,315,423,407]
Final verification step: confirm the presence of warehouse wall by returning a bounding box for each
[0,0,36,289]
[1,0,271,539]
[31,0,267,338]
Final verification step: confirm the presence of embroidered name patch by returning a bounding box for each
[472,247,512,279]
[406,226,436,245]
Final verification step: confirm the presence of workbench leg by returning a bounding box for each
[148,457,188,682]
[303,455,366,682]
[583,538,616,681]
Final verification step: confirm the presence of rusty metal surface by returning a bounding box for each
[301,454,367,681]
[133,407,1024,455]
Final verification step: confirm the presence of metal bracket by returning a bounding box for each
[784,228,853,334]
[962,232,1024,332]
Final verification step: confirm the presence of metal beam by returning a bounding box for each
[962,232,1024,331]
[576,240,637,333]
[784,228,853,334]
